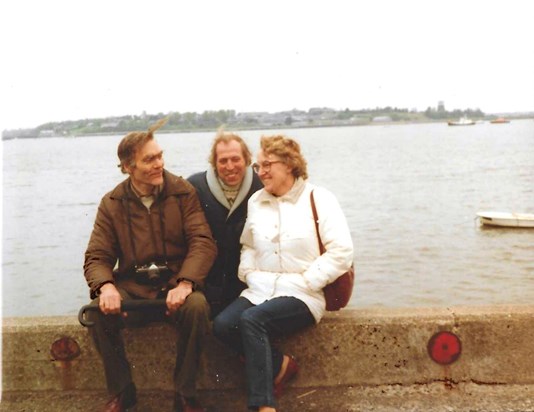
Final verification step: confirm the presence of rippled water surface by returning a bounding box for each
[3,120,534,316]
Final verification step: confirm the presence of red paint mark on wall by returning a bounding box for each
[50,337,80,361]
[427,331,461,365]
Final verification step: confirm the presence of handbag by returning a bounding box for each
[310,190,354,311]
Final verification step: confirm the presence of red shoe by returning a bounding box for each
[274,356,299,397]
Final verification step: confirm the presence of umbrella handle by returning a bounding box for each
[78,299,167,327]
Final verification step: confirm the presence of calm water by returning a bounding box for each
[3,121,534,317]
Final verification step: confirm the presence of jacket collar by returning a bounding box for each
[109,169,188,200]
[206,166,254,217]
[256,177,307,204]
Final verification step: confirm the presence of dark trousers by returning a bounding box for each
[89,288,210,398]
[212,296,315,409]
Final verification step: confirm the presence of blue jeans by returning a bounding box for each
[213,296,315,409]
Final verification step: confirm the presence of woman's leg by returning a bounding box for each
[212,297,253,355]
[239,297,315,409]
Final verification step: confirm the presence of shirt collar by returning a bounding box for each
[257,177,306,204]
[130,181,164,199]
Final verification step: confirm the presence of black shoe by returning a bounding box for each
[173,393,205,412]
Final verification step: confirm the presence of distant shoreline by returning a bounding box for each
[2,120,418,140]
[5,116,533,141]
[2,112,534,140]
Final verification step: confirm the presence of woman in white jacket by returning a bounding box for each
[213,135,354,412]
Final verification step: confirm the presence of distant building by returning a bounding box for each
[437,101,445,112]
[101,121,120,128]
[372,116,392,122]
[39,130,55,137]
[308,107,336,114]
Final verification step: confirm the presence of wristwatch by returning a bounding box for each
[177,278,196,290]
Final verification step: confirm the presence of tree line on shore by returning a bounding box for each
[1,106,491,140]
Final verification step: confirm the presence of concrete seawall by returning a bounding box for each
[2,305,534,411]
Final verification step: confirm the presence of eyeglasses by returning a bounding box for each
[252,160,283,173]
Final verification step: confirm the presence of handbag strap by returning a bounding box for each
[310,190,326,255]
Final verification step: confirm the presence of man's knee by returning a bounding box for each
[179,291,210,319]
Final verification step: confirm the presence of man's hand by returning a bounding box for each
[98,283,122,315]
[166,281,193,314]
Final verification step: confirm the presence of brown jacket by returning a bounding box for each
[84,170,217,299]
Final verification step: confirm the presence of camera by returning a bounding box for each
[135,262,170,283]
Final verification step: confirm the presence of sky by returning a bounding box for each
[1,0,534,131]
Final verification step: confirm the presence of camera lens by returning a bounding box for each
[147,263,160,281]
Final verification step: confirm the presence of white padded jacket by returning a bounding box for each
[238,178,354,323]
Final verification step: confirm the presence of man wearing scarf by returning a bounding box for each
[188,129,262,317]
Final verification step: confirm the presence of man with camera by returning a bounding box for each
[84,119,217,412]
[188,129,262,317]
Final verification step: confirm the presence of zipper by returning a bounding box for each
[124,192,169,268]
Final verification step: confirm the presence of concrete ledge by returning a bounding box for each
[3,384,534,412]
[3,305,534,410]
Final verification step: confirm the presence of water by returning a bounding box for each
[3,120,534,317]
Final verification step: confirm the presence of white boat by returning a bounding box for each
[448,116,475,126]
[476,211,534,228]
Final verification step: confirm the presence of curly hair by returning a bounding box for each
[260,135,308,179]
[117,118,168,173]
[208,126,252,167]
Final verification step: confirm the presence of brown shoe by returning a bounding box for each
[102,383,137,412]
[274,355,299,398]
[173,393,206,412]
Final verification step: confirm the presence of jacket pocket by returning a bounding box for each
[246,270,275,293]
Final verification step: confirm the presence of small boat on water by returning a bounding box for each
[448,117,475,126]
[490,117,510,124]
[476,211,534,228]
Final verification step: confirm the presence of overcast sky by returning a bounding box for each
[1,0,534,130]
